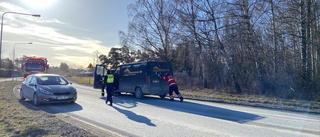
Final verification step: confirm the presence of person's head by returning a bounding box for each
[107,70,111,74]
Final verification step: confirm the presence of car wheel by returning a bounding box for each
[159,94,167,99]
[20,89,26,100]
[135,87,144,99]
[33,93,39,106]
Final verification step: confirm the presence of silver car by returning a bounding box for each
[20,74,77,106]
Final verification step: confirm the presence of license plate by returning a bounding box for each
[57,96,68,100]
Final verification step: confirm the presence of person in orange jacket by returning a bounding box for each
[158,73,183,101]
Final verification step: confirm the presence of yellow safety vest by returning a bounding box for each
[100,77,105,84]
[107,74,114,83]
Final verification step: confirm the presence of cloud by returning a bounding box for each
[52,53,93,68]
[0,2,27,13]
[36,18,64,24]
[0,2,113,68]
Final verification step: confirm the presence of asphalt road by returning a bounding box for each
[13,82,320,137]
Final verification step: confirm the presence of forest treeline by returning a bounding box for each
[97,0,320,101]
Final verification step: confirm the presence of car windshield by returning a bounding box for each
[37,76,69,85]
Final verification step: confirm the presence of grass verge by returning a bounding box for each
[0,81,97,137]
[66,76,94,86]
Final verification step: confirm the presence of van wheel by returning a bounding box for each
[135,87,144,99]
[159,94,166,99]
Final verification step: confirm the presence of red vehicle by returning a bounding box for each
[21,57,49,80]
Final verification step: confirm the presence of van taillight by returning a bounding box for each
[146,76,150,84]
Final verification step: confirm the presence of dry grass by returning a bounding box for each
[0,81,96,137]
[0,81,51,136]
[66,76,94,85]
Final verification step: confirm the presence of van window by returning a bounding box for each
[96,66,107,76]
[133,63,146,68]
[115,67,120,74]
[122,65,131,69]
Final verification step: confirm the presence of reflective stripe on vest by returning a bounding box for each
[101,77,105,83]
[107,74,114,83]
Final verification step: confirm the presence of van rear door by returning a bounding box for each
[93,65,107,89]
[148,62,172,95]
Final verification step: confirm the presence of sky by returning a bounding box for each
[0,0,133,68]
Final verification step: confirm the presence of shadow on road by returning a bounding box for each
[113,106,156,126]
[39,103,83,114]
[100,93,138,108]
[100,94,155,126]
[19,100,83,114]
[113,95,264,124]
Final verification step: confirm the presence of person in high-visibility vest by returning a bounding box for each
[106,70,114,106]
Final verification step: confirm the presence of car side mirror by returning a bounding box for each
[29,83,36,86]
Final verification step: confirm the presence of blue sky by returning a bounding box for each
[0,0,133,68]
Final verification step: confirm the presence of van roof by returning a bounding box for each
[118,60,169,66]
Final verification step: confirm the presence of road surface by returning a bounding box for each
[13,83,320,137]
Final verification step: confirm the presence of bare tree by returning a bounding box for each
[92,50,101,66]
[120,0,320,100]
[127,0,180,61]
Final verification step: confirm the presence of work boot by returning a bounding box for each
[109,103,113,106]
[177,94,183,102]
[179,97,184,102]
[169,95,174,101]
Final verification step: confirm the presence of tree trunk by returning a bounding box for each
[271,0,278,74]
[207,0,241,93]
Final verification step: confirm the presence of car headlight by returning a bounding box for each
[71,89,77,94]
[39,88,51,95]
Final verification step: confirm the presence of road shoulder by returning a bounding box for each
[0,81,122,137]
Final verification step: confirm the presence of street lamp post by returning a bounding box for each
[12,42,33,81]
[0,12,40,69]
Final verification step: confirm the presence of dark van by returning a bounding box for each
[94,61,173,99]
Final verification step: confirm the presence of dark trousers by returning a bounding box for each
[169,85,181,96]
[106,83,114,104]
[101,84,105,95]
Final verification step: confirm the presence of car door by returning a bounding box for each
[93,65,107,89]
[21,76,31,99]
[23,76,32,99]
[26,76,37,99]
